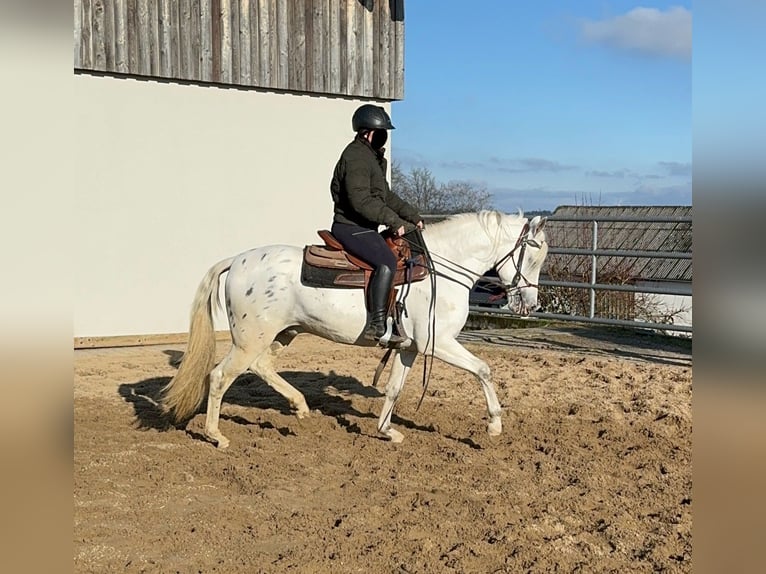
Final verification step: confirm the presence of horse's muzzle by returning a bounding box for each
[506,297,539,317]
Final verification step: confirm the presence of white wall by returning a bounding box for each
[75,74,387,338]
[635,280,692,335]
[654,294,693,328]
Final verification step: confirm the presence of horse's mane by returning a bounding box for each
[427,210,527,237]
[425,210,546,268]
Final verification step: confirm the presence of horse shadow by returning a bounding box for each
[116,349,435,441]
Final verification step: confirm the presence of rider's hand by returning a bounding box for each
[416,220,424,230]
[395,225,406,236]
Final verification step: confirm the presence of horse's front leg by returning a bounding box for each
[431,337,503,436]
[377,349,417,443]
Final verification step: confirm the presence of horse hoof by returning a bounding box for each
[215,437,230,449]
[205,429,230,449]
[381,428,404,443]
[295,408,310,419]
[487,419,502,437]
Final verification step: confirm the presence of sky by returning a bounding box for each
[390,1,692,213]
[693,0,765,189]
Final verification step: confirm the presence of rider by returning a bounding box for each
[330,104,424,345]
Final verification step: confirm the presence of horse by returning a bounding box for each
[161,210,548,447]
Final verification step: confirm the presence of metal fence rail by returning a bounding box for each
[467,306,693,333]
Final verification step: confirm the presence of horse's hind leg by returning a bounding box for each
[431,337,503,436]
[377,349,417,443]
[205,344,260,449]
[250,329,310,418]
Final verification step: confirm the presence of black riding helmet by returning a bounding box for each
[352,104,395,131]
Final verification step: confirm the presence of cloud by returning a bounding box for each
[437,159,487,170]
[490,181,692,212]
[391,148,430,169]
[658,161,692,176]
[587,164,692,180]
[491,186,593,213]
[612,181,692,206]
[490,157,578,173]
[395,154,580,176]
[580,6,692,60]
[586,168,632,178]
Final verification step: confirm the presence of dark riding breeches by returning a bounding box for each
[330,222,397,272]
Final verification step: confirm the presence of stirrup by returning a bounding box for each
[378,317,411,349]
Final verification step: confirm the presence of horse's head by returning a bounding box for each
[495,215,549,316]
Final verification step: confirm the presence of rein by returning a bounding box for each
[410,228,438,410]
[373,228,437,415]
[405,223,542,298]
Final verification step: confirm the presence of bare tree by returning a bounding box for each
[391,162,493,214]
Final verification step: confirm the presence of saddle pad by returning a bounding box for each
[305,245,366,271]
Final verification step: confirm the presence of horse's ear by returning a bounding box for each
[529,215,546,235]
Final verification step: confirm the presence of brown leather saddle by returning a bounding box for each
[301,230,429,290]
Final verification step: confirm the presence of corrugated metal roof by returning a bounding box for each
[543,205,692,282]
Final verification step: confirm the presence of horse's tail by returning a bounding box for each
[161,256,235,424]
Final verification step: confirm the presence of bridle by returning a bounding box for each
[492,222,545,295]
[400,222,544,297]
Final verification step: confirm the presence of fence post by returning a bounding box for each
[589,220,598,319]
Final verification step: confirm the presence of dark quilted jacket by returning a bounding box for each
[330,136,421,230]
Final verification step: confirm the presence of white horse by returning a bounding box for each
[162,210,548,447]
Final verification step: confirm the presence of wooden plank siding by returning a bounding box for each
[73,0,405,100]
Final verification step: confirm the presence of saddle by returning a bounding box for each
[301,230,429,290]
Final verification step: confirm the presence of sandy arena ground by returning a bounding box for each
[74,325,692,573]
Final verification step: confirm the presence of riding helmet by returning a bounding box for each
[352,104,395,131]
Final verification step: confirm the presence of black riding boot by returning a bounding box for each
[363,265,407,346]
